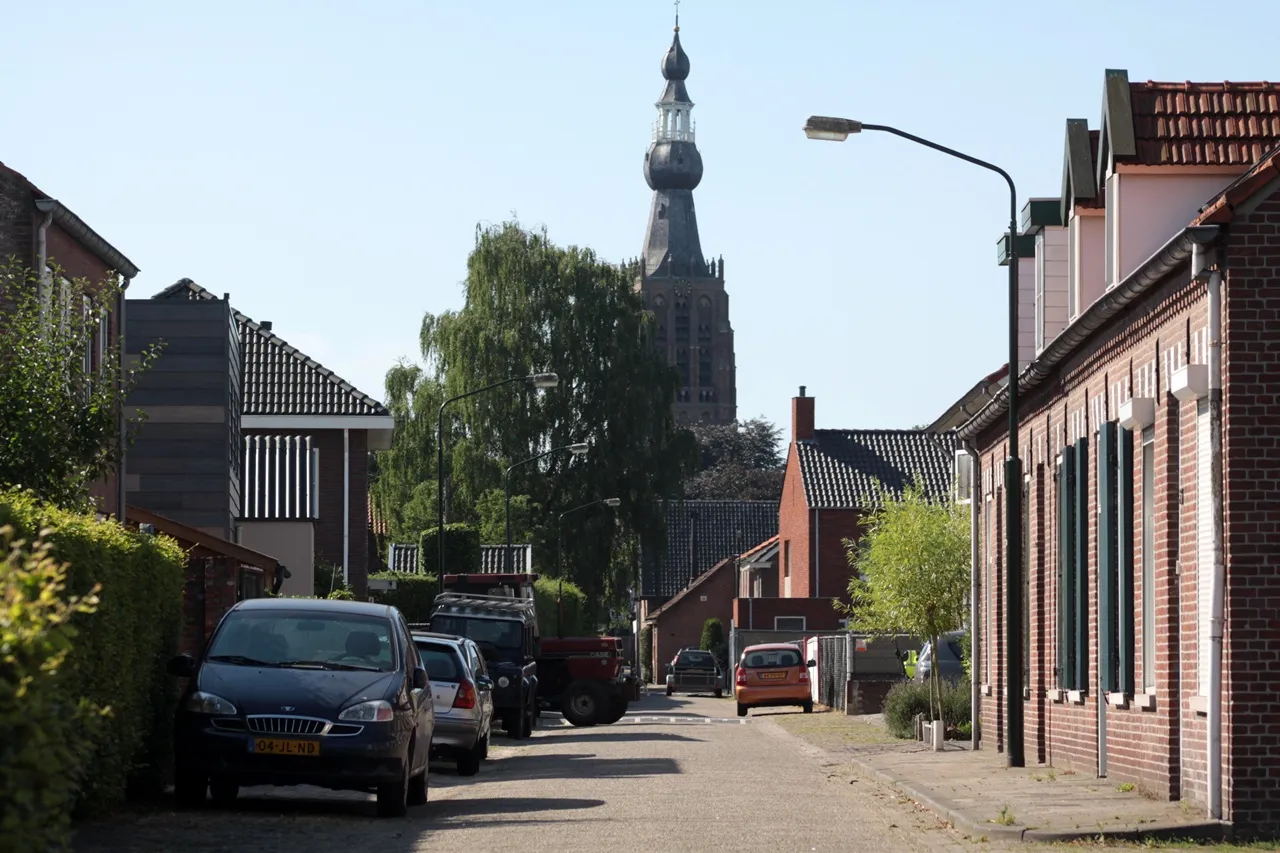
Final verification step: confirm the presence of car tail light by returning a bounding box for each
[798,666,810,683]
[453,680,477,710]
[735,667,746,686]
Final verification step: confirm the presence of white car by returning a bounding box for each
[412,632,495,776]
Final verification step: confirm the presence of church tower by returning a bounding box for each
[634,16,737,425]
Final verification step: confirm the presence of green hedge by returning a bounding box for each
[533,576,586,637]
[367,571,438,623]
[0,489,185,824]
[418,524,480,577]
[882,677,972,739]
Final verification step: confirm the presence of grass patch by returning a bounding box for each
[770,710,899,749]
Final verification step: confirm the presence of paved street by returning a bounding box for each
[73,692,987,853]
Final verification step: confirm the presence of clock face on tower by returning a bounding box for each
[673,279,691,297]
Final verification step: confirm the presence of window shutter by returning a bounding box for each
[1196,398,1212,696]
[1058,445,1076,690]
[1073,436,1089,691]
[1098,422,1117,694]
[1118,426,1136,696]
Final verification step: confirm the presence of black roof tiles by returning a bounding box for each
[641,499,778,598]
[797,429,956,509]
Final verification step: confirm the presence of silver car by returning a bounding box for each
[412,632,494,776]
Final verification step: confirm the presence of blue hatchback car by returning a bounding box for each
[168,598,434,817]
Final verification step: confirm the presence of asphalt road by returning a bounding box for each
[73,691,985,853]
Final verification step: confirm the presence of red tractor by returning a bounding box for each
[439,572,641,727]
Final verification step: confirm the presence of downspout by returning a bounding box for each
[343,428,351,588]
[964,440,981,750]
[117,275,132,523]
[1196,243,1226,820]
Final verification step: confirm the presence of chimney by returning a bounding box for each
[792,386,815,442]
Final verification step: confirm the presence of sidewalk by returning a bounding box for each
[763,711,1230,844]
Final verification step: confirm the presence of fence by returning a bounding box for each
[808,633,924,713]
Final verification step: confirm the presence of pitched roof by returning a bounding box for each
[928,364,1009,433]
[1127,79,1280,166]
[641,499,778,598]
[1193,144,1280,224]
[644,554,735,626]
[153,279,389,417]
[796,429,956,510]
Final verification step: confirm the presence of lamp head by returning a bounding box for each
[603,498,622,507]
[527,372,560,389]
[803,115,863,142]
[568,442,590,455]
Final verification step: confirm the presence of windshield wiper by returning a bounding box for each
[208,654,281,667]
[277,660,382,672]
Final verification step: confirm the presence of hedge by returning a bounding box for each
[882,677,972,740]
[0,489,185,828]
[418,524,480,577]
[367,571,438,623]
[533,576,586,637]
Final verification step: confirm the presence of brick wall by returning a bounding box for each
[647,557,736,677]
[1221,190,1280,833]
[777,443,811,597]
[0,165,36,264]
[731,596,844,632]
[179,556,243,656]
[814,509,862,600]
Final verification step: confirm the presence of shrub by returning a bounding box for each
[314,562,345,597]
[699,617,724,652]
[882,677,972,739]
[533,576,586,637]
[0,489,185,817]
[0,527,104,851]
[366,571,438,623]
[418,523,480,576]
[639,625,653,682]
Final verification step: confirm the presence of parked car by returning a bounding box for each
[412,631,494,776]
[665,648,722,697]
[733,643,815,717]
[167,598,433,817]
[913,631,966,685]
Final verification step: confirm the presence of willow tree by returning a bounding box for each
[376,220,696,616]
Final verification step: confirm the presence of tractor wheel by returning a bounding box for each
[602,695,628,724]
[562,680,606,727]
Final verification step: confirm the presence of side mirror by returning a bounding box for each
[167,653,196,678]
[476,675,493,691]
[524,655,536,664]
[411,667,429,691]
[806,659,817,668]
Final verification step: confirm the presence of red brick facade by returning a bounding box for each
[646,555,736,677]
[969,186,1280,830]
[731,596,842,631]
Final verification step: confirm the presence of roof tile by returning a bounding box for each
[641,500,778,598]
[797,429,956,509]
[1131,81,1280,166]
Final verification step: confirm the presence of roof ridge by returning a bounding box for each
[1135,80,1280,91]
[645,554,736,623]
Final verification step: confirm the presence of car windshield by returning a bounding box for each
[416,642,463,682]
[676,651,716,667]
[207,610,397,672]
[429,616,522,653]
[742,648,801,669]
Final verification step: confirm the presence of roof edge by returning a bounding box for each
[34,198,140,279]
[644,553,737,624]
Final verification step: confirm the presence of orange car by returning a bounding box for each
[733,643,815,717]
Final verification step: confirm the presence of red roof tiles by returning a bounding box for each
[1192,144,1280,225]
[1130,81,1280,166]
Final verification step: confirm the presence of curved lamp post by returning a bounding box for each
[436,372,559,592]
[802,114,1023,767]
[504,442,590,574]
[556,497,622,638]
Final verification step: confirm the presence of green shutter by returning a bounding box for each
[1058,445,1076,690]
[1098,422,1117,693]
[1118,426,1136,696]
[1074,436,1089,691]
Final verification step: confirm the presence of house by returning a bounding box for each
[958,72,1280,830]
[125,279,394,598]
[0,160,140,519]
[732,387,956,633]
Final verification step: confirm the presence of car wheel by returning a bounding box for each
[209,776,239,807]
[173,768,207,809]
[407,764,429,807]
[665,685,673,696]
[803,699,814,714]
[479,727,491,760]
[562,680,606,727]
[376,755,410,817]
[457,740,483,777]
[736,702,748,718]
[714,687,723,698]
[523,704,536,737]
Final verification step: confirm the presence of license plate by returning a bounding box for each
[758,671,787,680]
[249,737,320,756]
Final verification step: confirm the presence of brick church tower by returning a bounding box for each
[634,17,737,425]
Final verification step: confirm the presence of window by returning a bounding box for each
[773,617,806,632]
[1196,397,1212,696]
[1057,438,1090,691]
[1141,427,1156,692]
[744,646,802,667]
[783,540,791,598]
[417,643,463,681]
[1097,422,1136,695]
[984,494,992,684]
[1035,233,1046,352]
[1023,476,1031,690]
[954,450,973,504]
[1066,218,1078,319]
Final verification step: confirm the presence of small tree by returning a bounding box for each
[836,479,969,723]
[0,261,160,511]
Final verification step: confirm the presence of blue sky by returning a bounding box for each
[4,0,1278,438]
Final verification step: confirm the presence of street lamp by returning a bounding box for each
[504,442,591,574]
[436,372,560,593]
[556,497,622,637]
[803,114,1024,767]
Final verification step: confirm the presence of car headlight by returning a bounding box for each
[338,700,394,723]
[497,676,510,688]
[185,691,237,715]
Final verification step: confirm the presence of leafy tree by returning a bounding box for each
[373,220,697,617]
[371,362,443,543]
[474,488,539,547]
[0,261,159,511]
[682,417,784,500]
[836,480,969,722]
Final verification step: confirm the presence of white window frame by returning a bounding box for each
[1141,426,1156,693]
[774,616,806,632]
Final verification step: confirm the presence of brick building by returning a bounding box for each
[957,72,1280,830]
[0,160,140,519]
[735,387,956,632]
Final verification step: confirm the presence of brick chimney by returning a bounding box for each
[792,386,815,442]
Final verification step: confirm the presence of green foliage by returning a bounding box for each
[372,220,698,621]
[326,588,355,601]
[882,678,972,739]
[313,562,345,597]
[474,488,539,547]
[0,526,103,851]
[418,524,481,577]
[960,627,973,680]
[533,576,586,636]
[639,625,653,682]
[683,417,785,500]
[0,489,185,819]
[366,571,439,624]
[700,617,724,652]
[0,260,162,511]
